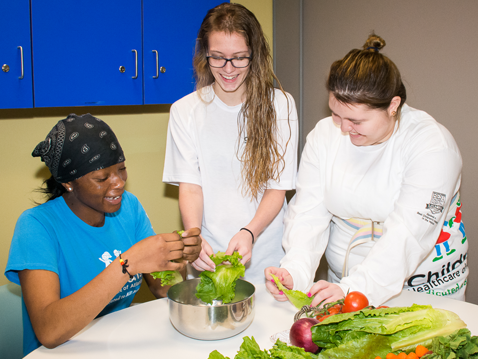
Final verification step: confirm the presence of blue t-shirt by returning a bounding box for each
[5,191,155,356]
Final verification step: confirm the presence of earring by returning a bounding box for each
[391,111,397,117]
[68,187,72,191]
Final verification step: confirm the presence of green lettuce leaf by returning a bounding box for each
[270,339,319,359]
[317,334,391,359]
[150,270,183,286]
[208,337,318,359]
[422,328,478,359]
[235,336,270,359]
[271,273,313,310]
[196,251,246,304]
[149,230,185,286]
[208,350,231,359]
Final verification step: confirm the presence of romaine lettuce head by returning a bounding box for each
[196,251,246,304]
[311,304,466,356]
[316,334,392,359]
[271,273,313,310]
[150,270,183,286]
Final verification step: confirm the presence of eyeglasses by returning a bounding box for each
[206,56,251,68]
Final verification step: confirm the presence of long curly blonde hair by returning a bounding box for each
[194,3,291,200]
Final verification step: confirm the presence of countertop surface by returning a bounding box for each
[26,284,478,358]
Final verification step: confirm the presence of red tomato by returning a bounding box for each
[328,304,342,315]
[376,305,389,309]
[318,314,333,322]
[341,291,369,313]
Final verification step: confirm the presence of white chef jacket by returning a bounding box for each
[163,85,299,284]
[281,104,468,305]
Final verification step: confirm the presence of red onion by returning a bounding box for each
[289,318,320,353]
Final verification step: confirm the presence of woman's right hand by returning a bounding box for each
[190,235,216,272]
[264,267,294,302]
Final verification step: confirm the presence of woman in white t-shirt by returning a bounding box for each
[265,34,468,305]
[163,3,298,284]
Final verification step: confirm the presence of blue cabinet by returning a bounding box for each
[143,0,225,104]
[0,0,33,109]
[31,0,143,107]
[30,0,226,108]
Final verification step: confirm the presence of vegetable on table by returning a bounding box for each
[270,273,314,310]
[150,230,185,286]
[310,304,466,358]
[207,328,476,359]
[421,328,478,358]
[341,291,369,313]
[290,318,320,353]
[414,345,429,357]
[208,336,318,359]
[195,251,245,304]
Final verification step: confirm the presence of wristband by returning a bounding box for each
[240,227,255,244]
[119,254,133,279]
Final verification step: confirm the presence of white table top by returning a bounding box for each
[26,284,478,358]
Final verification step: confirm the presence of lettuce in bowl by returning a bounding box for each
[196,251,246,304]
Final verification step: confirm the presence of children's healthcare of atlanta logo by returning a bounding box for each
[426,192,446,214]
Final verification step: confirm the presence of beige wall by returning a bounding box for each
[0,0,273,304]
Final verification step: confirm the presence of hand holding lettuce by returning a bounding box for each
[150,230,185,286]
[270,273,314,310]
[196,251,246,304]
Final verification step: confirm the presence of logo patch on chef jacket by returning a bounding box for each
[426,192,446,214]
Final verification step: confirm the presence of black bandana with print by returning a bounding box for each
[32,113,125,183]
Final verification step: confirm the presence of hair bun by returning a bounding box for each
[363,33,386,51]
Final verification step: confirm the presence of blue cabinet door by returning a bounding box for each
[31,0,142,107]
[0,0,33,109]
[143,0,227,104]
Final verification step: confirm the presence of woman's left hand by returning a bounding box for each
[309,280,345,307]
[225,229,254,265]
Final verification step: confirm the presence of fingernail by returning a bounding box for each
[307,292,312,297]
[271,279,275,283]
[279,291,284,295]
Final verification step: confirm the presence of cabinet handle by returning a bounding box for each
[152,50,159,79]
[18,46,24,79]
[132,49,138,79]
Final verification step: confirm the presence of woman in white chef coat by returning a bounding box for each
[265,34,468,306]
[163,3,298,284]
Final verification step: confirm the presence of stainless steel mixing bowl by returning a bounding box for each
[167,278,255,340]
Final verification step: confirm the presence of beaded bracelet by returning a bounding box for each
[119,254,133,279]
[240,227,255,244]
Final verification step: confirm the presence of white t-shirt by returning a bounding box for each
[281,104,468,305]
[163,85,299,284]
